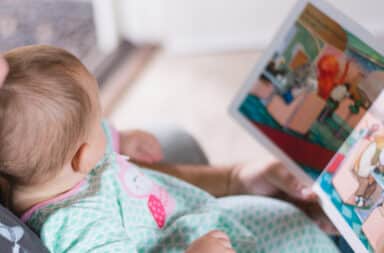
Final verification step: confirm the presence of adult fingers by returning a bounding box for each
[313,214,339,235]
[265,163,317,201]
[317,220,339,235]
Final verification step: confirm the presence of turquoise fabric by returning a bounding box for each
[25,122,339,253]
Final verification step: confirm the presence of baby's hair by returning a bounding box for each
[0,45,94,186]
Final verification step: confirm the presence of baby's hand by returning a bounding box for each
[119,130,163,164]
[186,230,236,253]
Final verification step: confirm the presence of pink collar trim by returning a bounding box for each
[20,180,86,222]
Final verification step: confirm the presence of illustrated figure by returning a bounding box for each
[319,83,350,122]
[266,57,287,78]
[317,54,350,100]
[353,135,384,207]
[0,222,25,253]
[281,63,317,104]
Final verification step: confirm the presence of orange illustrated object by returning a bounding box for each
[317,54,350,99]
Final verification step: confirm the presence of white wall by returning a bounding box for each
[114,0,165,44]
[111,0,384,53]
[92,0,120,53]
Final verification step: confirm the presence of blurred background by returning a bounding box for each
[1,0,384,165]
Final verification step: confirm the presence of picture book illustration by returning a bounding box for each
[237,3,384,178]
[316,92,384,253]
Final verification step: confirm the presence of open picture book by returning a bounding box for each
[229,0,384,252]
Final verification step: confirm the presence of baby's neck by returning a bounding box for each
[10,169,85,216]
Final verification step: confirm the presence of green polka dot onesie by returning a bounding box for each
[22,122,339,253]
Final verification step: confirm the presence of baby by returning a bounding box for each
[0,45,339,253]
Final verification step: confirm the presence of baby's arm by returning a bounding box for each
[186,230,235,253]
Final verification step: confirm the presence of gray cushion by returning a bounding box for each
[0,205,49,253]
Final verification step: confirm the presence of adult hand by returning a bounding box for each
[293,199,338,234]
[230,162,338,234]
[230,162,316,201]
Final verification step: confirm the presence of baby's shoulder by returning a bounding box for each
[30,198,128,252]
[27,184,123,241]
[25,159,123,232]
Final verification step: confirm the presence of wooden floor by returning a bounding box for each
[106,49,275,166]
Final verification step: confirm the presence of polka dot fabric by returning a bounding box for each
[25,122,340,253]
[148,194,166,228]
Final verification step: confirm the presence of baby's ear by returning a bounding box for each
[71,143,93,174]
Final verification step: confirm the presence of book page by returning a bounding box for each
[315,91,384,253]
[231,0,384,182]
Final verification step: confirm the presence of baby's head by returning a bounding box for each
[0,45,106,187]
